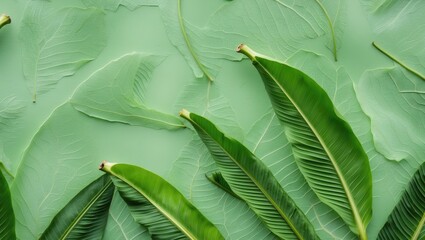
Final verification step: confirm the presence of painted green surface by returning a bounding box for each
[0,0,423,239]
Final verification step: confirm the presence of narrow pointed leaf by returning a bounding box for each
[100,161,224,240]
[378,163,425,240]
[0,169,15,240]
[40,174,114,240]
[180,109,319,240]
[205,171,241,200]
[237,44,372,239]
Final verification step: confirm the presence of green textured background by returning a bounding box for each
[1,0,424,239]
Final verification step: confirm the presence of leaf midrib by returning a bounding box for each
[412,211,425,240]
[112,172,196,240]
[190,117,304,240]
[256,60,365,237]
[59,179,112,239]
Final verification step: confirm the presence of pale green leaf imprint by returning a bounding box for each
[238,45,372,239]
[373,41,425,81]
[180,110,320,240]
[177,0,213,81]
[11,104,101,239]
[361,1,425,81]
[100,161,225,240]
[40,174,114,240]
[357,66,425,163]
[83,0,158,12]
[71,53,184,130]
[20,1,106,103]
[314,0,337,61]
[0,169,15,240]
[378,163,425,240]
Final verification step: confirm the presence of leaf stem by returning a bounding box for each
[236,44,257,61]
[0,14,11,29]
[177,0,213,81]
[373,41,425,81]
[315,0,337,61]
[99,161,115,173]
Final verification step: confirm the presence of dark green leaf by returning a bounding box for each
[378,163,425,240]
[100,161,224,240]
[0,169,15,240]
[237,44,372,239]
[180,109,319,240]
[40,174,114,240]
[205,171,241,200]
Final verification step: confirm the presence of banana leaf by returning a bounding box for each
[0,169,15,239]
[180,109,319,240]
[40,174,114,240]
[205,171,241,200]
[237,44,372,239]
[378,163,425,240]
[99,161,224,240]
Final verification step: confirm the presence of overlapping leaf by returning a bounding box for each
[378,163,425,240]
[71,53,184,130]
[103,191,150,240]
[100,161,224,239]
[181,110,319,240]
[40,174,114,240]
[20,1,106,102]
[0,169,15,240]
[237,45,372,238]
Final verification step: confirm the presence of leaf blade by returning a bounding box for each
[180,109,319,240]
[40,174,114,240]
[237,44,372,238]
[100,161,224,240]
[378,163,425,240]
[0,169,15,240]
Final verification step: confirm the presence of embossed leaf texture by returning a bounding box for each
[180,110,320,240]
[205,0,345,63]
[0,169,16,240]
[40,174,114,240]
[0,97,25,178]
[70,53,184,130]
[361,1,425,81]
[159,0,243,81]
[83,0,158,12]
[378,162,425,240]
[20,1,106,103]
[100,161,225,240]
[357,67,425,163]
[11,104,103,239]
[237,45,372,239]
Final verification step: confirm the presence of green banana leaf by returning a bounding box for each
[0,168,15,239]
[205,171,241,200]
[40,174,114,240]
[237,44,372,239]
[99,161,224,240]
[180,109,319,240]
[378,163,425,240]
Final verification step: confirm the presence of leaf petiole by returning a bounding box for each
[0,14,11,29]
